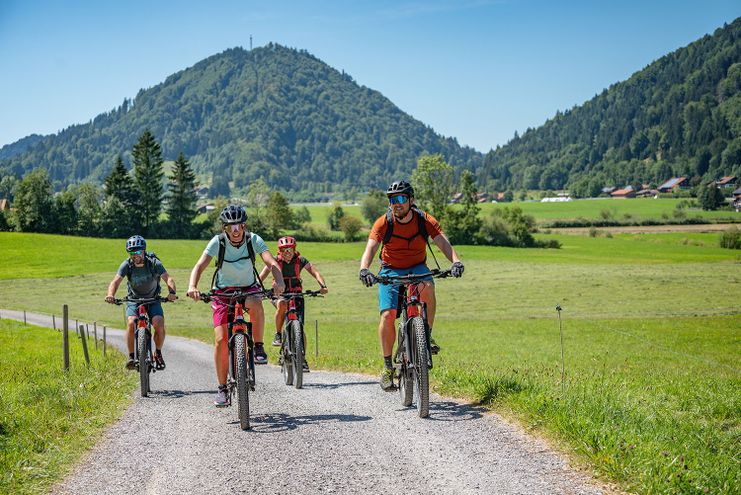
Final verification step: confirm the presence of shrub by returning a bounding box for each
[719,227,741,249]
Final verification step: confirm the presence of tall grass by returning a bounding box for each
[0,320,136,494]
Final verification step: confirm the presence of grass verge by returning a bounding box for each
[0,320,136,494]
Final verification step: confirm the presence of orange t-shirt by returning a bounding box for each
[369,210,443,268]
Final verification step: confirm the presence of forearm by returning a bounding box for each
[188,264,205,290]
[434,235,460,263]
[107,279,119,297]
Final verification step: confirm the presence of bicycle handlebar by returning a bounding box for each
[276,290,325,300]
[198,288,274,303]
[112,296,171,306]
[375,268,452,286]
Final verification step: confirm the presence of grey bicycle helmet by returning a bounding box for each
[126,235,146,252]
[219,204,247,225]
[386,180,414,197]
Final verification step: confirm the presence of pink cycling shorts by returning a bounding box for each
[211,285,262,328]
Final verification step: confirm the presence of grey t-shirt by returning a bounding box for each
[117,257,166,298]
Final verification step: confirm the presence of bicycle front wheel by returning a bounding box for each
[411,316,429,418]
[137,329,149,398]
[290,320,304,389]
[398,321,413,407]
[234,333,250,430]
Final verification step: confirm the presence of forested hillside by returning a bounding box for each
[479,18,741,195]
[0,44,481,195]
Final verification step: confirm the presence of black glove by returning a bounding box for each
[359,268,376,287]
[451,262,464,278]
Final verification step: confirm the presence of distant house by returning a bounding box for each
[658,177,689,193]
[611,186,636,199]
[601,186,616,195]
[0,199,9,211]
[733,187,741,212]
[636,188,659,198]
[716,176,737,189]
[476,192,490,203]
[494,192,507,202]
[450,192,463,204]
[197,203,216,214]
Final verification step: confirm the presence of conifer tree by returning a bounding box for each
[132,130,164,235]
[167,152,198,238]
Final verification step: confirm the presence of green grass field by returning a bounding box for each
[0,320,136,495]
[0,232,739,494]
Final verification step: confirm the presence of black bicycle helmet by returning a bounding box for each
[386,180,414,197]
[219,204,247,225]
[126,235,146,252]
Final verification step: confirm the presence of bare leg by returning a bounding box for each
[379,309,397,357]
[151,315,166,349]
[214,325,229,385]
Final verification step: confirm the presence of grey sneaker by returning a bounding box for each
[214,385,230,407]
[430,337,440,355]
[380,367,396,391]
[125,358,137,371]
[271,332,282,347]
[254,343,268,365]
[302,361,310,373]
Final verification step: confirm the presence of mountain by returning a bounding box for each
[479,18,741,195]
[0,44,482,194]
[0,134,46,161]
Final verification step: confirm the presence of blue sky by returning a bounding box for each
[0,1,739,153]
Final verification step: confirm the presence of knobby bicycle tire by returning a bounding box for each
[282,326,294,386]
[234,333,250,430]
[138,329,149,398]
[291,320,304,389]
[412,316,429,418]
[398,321,413,407]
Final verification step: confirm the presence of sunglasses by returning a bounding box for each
[224,223,245,233]
[280,247,295,253]
[129,250,144,256]
[389,195,409,205]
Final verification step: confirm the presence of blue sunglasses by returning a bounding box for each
[128,250,144,256]
[389,195,409,205]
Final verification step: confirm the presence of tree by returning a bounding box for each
[0,175,18,202]
[104,155,134,207]
[699,184,725,210]
[264,190,294,239]
[76,183,102,236]
[339,215,363,241]
[361,189,388,226]
[246,178,269,234]
[412,154,453,221]
[292,206,312,228]
[167,152,198,238]
[443,170,482,244]
[132,130,164,235]
[51,190,77,235]
[13,168,54,232]
[327,203,345,231]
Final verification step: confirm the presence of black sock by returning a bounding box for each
[384,355,393,368]
[129,352,134,360]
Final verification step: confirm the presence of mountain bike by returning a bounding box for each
[199,288,272,430]
[276,290,323,389]
[113,296,171,398]
[376,269,452,418]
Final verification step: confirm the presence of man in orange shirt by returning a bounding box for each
[359,180,464,391]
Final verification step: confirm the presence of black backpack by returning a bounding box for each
[211,232,265,290]
[381,207,440,269]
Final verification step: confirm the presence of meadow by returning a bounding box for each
[0,320,136,495]
[0,231,739,494]
[295,197,739,231]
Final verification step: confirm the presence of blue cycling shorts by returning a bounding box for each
[125,301,164,319]
[377,263,433,314]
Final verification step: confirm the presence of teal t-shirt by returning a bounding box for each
[205,232,269,288]
[117,258,166,298]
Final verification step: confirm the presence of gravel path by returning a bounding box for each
[2,310,611,495]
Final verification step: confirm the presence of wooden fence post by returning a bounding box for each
[103,326,107,356]
[23,310,27,325]
[93,321,98,349]
[315,319,319,358]
[53,314,57,331]
[63,305,70,371]
[79,325,90,366]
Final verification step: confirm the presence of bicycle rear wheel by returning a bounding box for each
[281,326,294,386]
[290,320,304,389]
[397,321,413,407]
[411,316,429,418]
[137,329,149,398]
[234,333,250,430]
